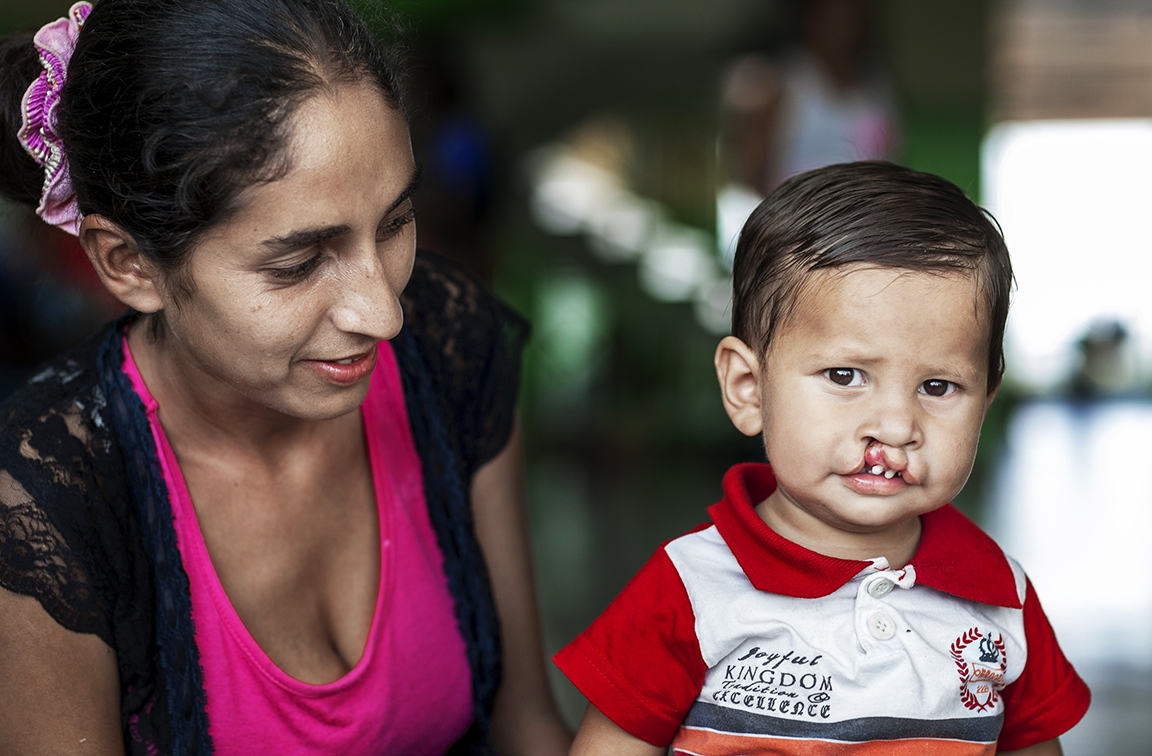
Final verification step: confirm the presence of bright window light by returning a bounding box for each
[982,119,1152,391]
[984,120,1152,672]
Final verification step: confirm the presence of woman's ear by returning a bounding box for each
[79,214,165,313]
[715,335,764,437]
[984,380,1000,415]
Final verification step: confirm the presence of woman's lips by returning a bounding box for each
[304,344,378,387]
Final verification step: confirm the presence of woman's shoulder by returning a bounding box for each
[0,327,113,455]
[398,250,529,390]
[0,324,130,643]
[400,250,528,355]
[0,326,111,458]
[396,251,529,471]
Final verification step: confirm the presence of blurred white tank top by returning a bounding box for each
[774,52,898,185]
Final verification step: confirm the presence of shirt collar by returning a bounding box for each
[707,463,1022,609]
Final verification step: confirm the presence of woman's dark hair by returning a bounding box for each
[731,161,1014,394]
[0,0,405,288]
[0,29,45,208]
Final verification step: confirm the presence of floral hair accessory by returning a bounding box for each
[17,2,92,237]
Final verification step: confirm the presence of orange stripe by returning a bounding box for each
[672,729,997,756]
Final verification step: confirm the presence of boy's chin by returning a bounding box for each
[765,487,931,538]
[812,495,942,536]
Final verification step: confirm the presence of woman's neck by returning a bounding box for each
[126,317,353,464]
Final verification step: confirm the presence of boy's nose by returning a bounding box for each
[860,392,922,450]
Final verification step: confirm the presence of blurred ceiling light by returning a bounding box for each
[694,276,733,336]
[587,194,659,263]
[529,147,663,264]
[529,150,624,236]
[715,183,763,270]
[982,119,1152,391]
[639,226,717,303]
[528,116,730,334]
[535,269,608,396]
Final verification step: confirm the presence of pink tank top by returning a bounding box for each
[123,339,473,755]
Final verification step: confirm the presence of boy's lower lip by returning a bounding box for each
[304,345,377,386]
[842,471,910,495]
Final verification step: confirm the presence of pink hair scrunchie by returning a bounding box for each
[17,2,92,237]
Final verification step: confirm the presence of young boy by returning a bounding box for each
[554,162,1090,755]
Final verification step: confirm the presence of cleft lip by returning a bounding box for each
[858,441,918,485]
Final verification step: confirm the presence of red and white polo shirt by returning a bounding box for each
[555,463,1090,754]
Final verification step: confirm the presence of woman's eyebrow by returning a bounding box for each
[261,165,422,254]
[261,224,351,255]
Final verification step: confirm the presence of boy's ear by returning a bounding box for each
[79,214,165,314]
[715,335,764,437]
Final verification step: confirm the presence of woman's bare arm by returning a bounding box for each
[570,705,665,756]
[470,417,572,756]
[0,587,122,756]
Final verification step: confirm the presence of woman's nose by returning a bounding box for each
[329,245,404,341]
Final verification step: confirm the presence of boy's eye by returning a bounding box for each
[825,368,864,387]
[920,379,956,397]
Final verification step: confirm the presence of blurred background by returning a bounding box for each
[3,0,1151,751]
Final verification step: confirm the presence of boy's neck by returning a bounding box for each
[754,492,924,568]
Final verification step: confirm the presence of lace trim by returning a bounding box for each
[0,362,116,641]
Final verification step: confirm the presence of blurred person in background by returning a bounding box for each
[721,0,899,196]
[1069,319,1138,400]
[0,0,569,754]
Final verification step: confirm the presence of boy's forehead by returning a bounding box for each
[778,264,991,342]
[793,264,984,310]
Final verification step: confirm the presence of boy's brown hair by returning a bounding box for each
[731,161,1013,394]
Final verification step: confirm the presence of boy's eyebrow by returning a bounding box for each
[808,348,885,365]
[261,166,423,254]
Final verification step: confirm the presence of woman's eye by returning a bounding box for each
[377,206,416,241]
[268,253,323,282]
[825,368,864,387]
[920,379,957,397]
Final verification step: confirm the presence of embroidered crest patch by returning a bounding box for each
[950,627,1007,712]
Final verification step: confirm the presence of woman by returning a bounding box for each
[0,0,570,753]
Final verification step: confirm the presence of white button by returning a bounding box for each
[867,580,894,598]
[867,612,896,640]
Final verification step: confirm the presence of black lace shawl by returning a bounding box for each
[0,251,526,755]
